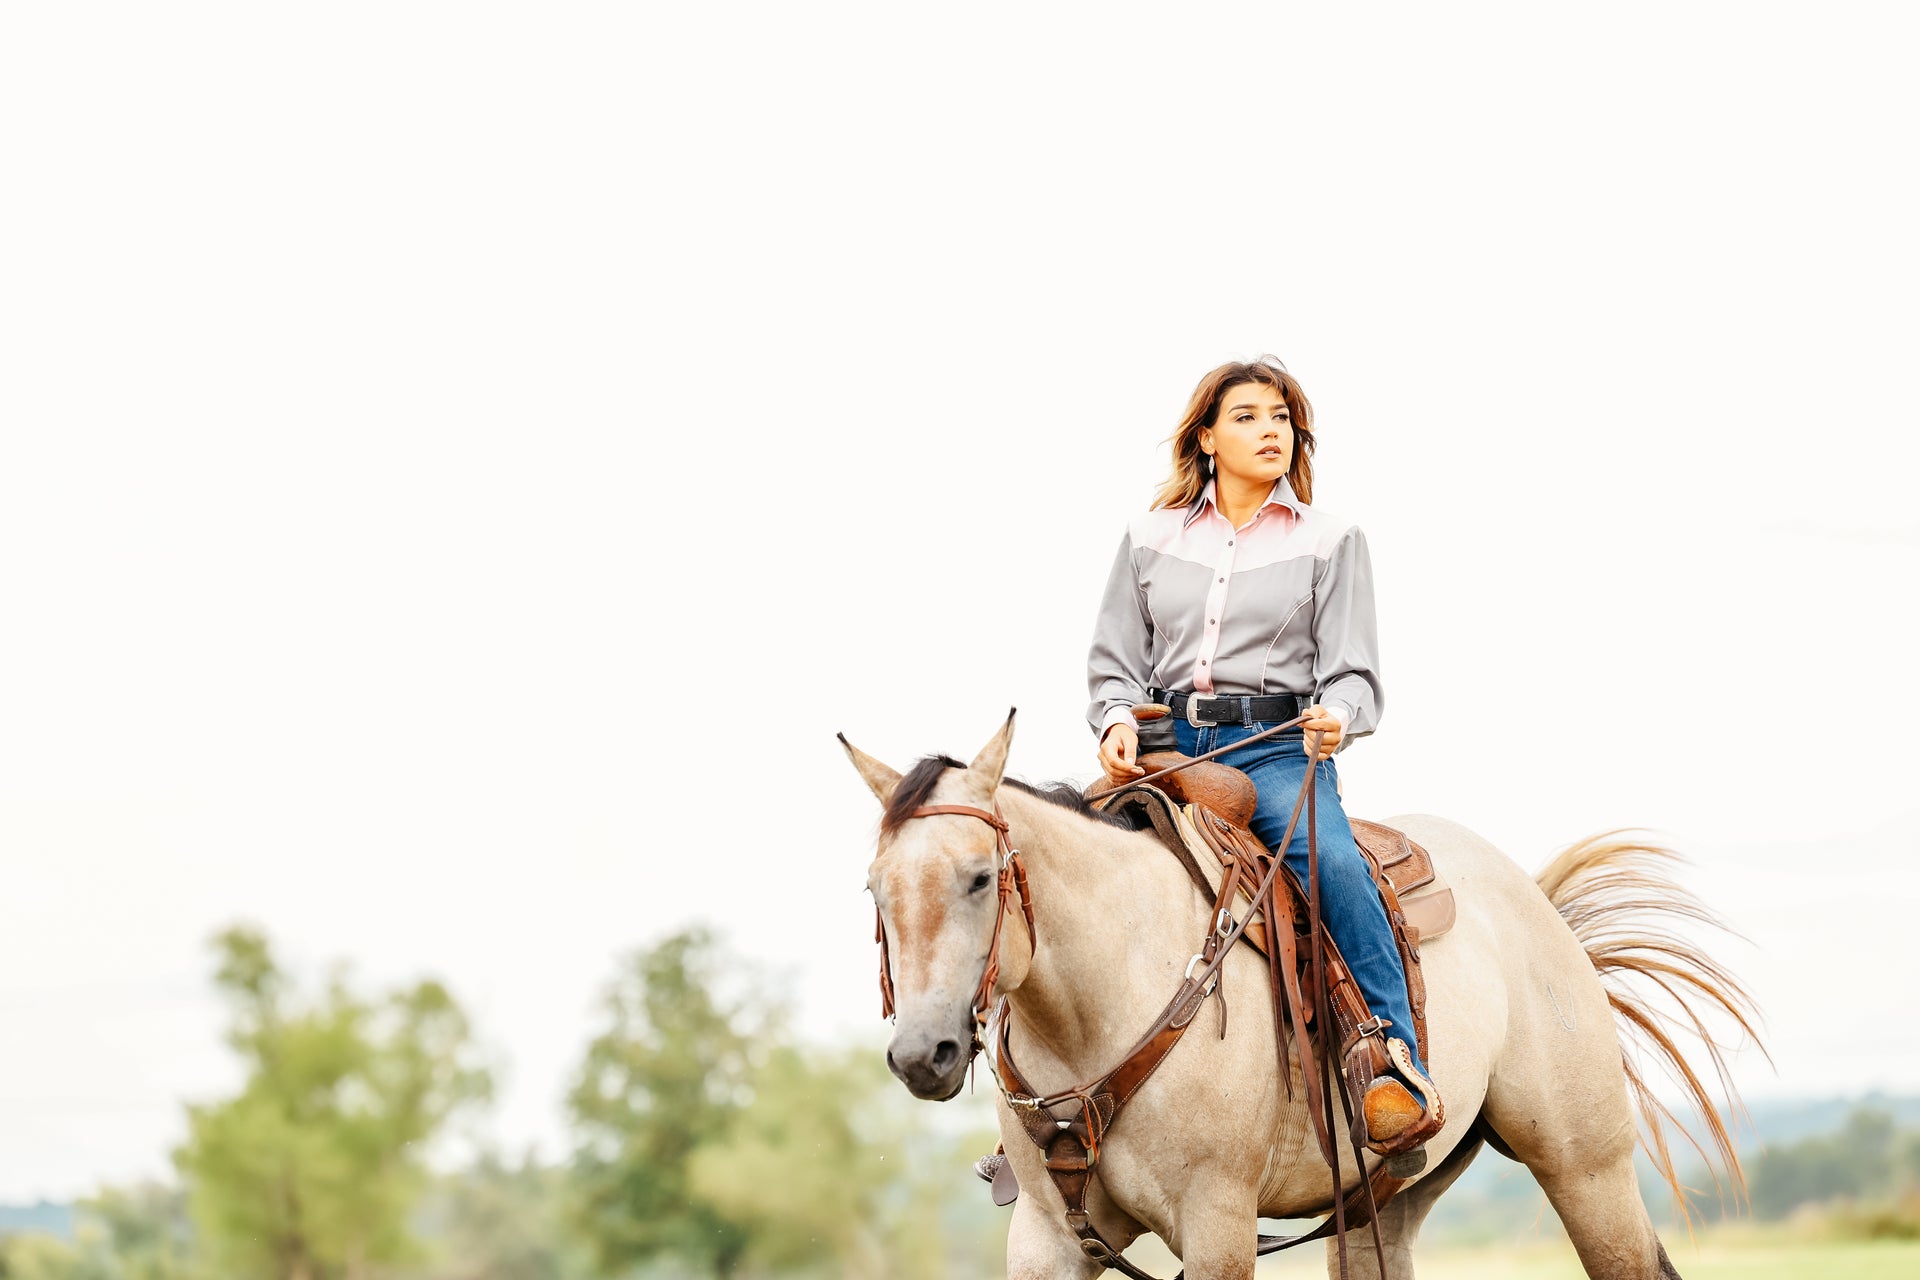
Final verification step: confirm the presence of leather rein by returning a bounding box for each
[876,717,1396,1280]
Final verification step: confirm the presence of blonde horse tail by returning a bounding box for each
[1535,829,1769,1225]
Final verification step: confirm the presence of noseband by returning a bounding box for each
[873,803,1037,1054]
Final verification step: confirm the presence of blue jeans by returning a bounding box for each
[1174,719,1429,1081]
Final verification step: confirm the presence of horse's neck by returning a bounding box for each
[998,789,1204,1076]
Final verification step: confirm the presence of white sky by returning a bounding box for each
[3,3,1916,1201]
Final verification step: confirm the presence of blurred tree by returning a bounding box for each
[415,1152,591,1280]
[175,926,489,1280]
[0,1184,196,1280]
[565,926,1008,1280]
[0,1233,93,1280]
[1904,1131,1920,1188]
[687,1045,898,1277]
[566,927,767,1278]
[1749,1108,1897,1219]
[689,1045,1003,1280]
[79,1184,195,1280]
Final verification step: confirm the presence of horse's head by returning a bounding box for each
[840,710,1031,1100]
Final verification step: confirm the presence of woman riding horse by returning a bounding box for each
[1088,355,1441,1160]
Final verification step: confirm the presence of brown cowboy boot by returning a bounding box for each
[1360,1036,1443,1175]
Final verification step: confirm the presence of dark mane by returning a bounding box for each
[878,755,966,837]
[1011,777,1133,829]
[878,754,1130,839]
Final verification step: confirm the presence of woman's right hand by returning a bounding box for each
[1098,723,1145,786]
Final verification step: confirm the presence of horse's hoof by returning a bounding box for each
[1385,1148,1427,1178]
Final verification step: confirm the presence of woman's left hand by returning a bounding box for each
[1299,705,1343,761]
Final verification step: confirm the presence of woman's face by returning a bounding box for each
[1199,381,1292,486]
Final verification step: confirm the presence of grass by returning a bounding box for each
[1413,1239,1920,1279]
[1105,1230,1920,1278]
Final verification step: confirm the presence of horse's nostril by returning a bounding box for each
[932,1039,961,1072]
[886,1049,900,1073]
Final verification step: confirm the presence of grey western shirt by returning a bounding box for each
[1086,476,1384,751]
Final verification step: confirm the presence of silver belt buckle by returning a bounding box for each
[1185,696,1227,727]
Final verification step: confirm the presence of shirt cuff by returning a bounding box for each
[1324,703,1351,733]
[1099,704,1139,737]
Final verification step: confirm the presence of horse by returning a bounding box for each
[841,711,1759,1280]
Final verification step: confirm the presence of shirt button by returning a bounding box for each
[1218,577,1225,583]
[1228,540,1234,546]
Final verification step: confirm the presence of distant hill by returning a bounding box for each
[0,1199,74,1240]
[1734,1091,1920,1148]
[1385,1092,1920,1243]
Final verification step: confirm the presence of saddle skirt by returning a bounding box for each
[1096,765,1454,1065]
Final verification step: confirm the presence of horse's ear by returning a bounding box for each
[966,707,1017,797]
[838,733,902,804]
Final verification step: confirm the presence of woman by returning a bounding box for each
[1087,355,1441,1159]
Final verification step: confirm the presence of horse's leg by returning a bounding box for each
[1161,1185,1261,1280]
[1006,1197,1102,1280]
[1321,1131,1486,1280]
[1527,1145,1672,1280]
[1483,1047,1672,1277]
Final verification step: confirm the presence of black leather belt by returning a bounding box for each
[1149,688,1307,728]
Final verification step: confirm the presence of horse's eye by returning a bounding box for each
[969,872,992,893]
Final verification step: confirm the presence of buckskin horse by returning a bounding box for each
[841,711,1758,1280]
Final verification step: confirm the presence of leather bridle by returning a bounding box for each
[874,801,1036,1056]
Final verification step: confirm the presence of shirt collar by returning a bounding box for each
[1184,475,1303,528]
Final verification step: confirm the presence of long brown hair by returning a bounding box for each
[1152,356,1316,510]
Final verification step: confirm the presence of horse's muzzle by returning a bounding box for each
[886,1019,972,1100]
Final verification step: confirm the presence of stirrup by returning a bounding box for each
[1361,1037,1444,1163]
[972,1150,1019,1206]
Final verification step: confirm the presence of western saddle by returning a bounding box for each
[1109,751,1454,1060]
[980,749,1456,1250]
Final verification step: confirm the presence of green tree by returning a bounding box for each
[0,1183,197,1280]
[415,1153,591,1280]
[688,1044,1000,1280]
[79,1183,196,1280]
[175,926,489,1280]
[1903,1130,1920,1189]
[565,927,1007,1280]
[0,1233,96,1280]
[1749,1108,1898,1218]
[566,927,768,1278]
